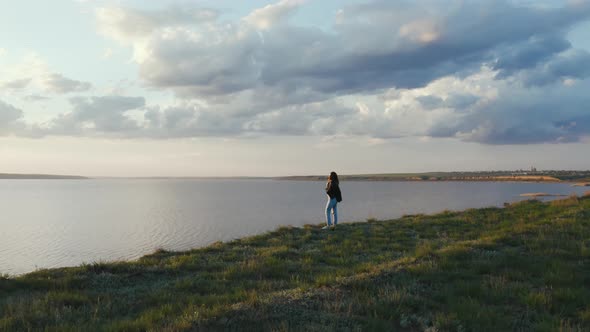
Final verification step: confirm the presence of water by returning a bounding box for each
[0,179,586,275]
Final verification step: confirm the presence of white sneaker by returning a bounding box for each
[322,225,330,230]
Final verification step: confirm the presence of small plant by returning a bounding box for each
[415,241,435,258]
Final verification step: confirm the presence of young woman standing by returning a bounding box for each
[324,171,342,230]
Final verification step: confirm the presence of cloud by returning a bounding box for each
[97,0,590,102]
[22,94,51,102]
[424,71,590,144]
[1,78,32,90]
[142,103,241,138]
[243,0,305,30]
[452,84,590,144]
[140,99,358,138]
[243,101,356,136]
[102,48,114,59]
[41,96,145,136]
[8,0,590,145]
[0,100,23,122]
[493,34,571,75]
[18,69,590,145]
[0,100,25,135]
[41,73,92,94]
[518,49,590,86]
[416,94,479,110]
[0,54,92,95]
[96,5,218,42]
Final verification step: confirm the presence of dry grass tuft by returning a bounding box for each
[550,194,580,207]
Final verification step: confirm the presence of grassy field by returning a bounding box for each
[1,196,590,331]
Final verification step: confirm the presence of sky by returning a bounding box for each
[1,0,590,177]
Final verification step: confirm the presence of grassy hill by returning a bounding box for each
[1,196,589,331]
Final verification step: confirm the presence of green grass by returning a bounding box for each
[1,197,590,331]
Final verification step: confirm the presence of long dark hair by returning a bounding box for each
[329,171,339,185]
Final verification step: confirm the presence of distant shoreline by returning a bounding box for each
[276,176,561,183]
[0,173,87,180]
[275,172,590,183]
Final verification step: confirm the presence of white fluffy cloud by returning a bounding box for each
[243,0,305,30]
[0,54,92,95]
[96,5,218,42]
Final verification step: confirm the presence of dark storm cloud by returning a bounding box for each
[519,49,590,86]
[493,34,571,75]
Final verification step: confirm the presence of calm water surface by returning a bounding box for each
[1,179,586,275]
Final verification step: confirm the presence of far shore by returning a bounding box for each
[0,173,87,180]
[276,174,567,183]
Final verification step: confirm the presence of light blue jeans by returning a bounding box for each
[326,197,338,226]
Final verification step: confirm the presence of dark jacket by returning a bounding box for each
[326,181,342,202]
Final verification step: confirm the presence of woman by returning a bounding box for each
[324,171,342,230]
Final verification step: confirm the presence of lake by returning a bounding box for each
[1,179,586,275]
